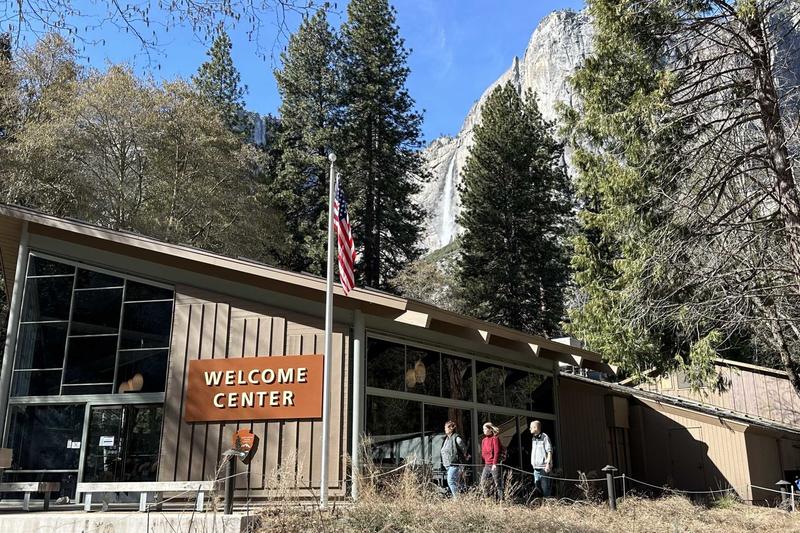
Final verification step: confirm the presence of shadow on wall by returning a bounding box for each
[628,404,733,499]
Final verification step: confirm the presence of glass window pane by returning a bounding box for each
[125,280,173,302]
[442,354,472,401]
[124,406,162,481]
[405,348,440,396]
[70,289,123,336]
[83,408,122,482]
[62,384,113,395]
[424,404,472,471]
[21,276,73,322]
[11,369,62,396]
[366,396,422,466]
[76,269,123,289]
[366,339,405,391]
[475,362,505,405]
[15,322,68,369]
[116,349,168,393]
[6,404,84,470]
[64,336,117,384]
[120,301,173,349]
[28,256,75,276]
[506,370,549,411]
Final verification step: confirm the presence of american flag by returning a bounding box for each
[333,175,356,294]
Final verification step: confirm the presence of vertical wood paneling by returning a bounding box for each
[249,317,272,490]
[264,317,285,486]
[159,303,191,481]
[281,333,301,481]
[188,304,215,480]
[177,304,203,480]
[310,333,324,490]
[162,287,349,498]
[203,303,229,479]
[296,333,316,487]
[226,316,246,489]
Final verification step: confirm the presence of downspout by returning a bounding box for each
[0,221,29,443]
[350,309,365,500]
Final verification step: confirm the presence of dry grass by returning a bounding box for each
[255,468,800,533]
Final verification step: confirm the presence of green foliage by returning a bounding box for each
[339,0,427,289]
[0,35,289,266]
[457,82,571,336]
[193,25,248,135]
[564,0,690,379]
[272,7,339,276]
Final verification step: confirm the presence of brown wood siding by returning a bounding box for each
[558,378,612,477]
[158,285,350,498]
[646,366,800,428]
[0,215,22,298]
[635,402,751,498]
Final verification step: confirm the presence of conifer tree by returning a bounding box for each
[193,25,247,134]
[457,82,571,336]
[339,0,426,289]
[273,7,339,275]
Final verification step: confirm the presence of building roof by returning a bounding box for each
[0,203,609,372]
[561,373,800,437]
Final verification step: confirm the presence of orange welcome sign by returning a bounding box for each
[184,355,324,422]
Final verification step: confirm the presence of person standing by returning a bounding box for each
[480,422,504,500]
[529,420,553,497]
[440,420,469,498]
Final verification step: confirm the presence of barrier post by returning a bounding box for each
[602,465,618,511]
[777,480,791,509]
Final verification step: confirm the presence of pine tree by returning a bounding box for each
[339,0,426,289]
[193,25,247,134]
[457,82,571,336]
[272,7,339,275]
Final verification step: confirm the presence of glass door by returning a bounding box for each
[83,405,162,483]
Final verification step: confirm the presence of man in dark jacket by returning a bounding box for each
[441,420,469,498]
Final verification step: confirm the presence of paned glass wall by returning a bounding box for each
[366,337,556,476]
[11,254,174,397]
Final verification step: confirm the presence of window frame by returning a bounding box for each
[9,251,175,400]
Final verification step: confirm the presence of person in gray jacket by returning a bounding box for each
[530,420,553,497]
[441,420,469,498]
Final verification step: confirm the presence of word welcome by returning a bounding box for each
[203,367,308,387]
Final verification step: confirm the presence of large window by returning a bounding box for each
[11,254,174,397]
[366,338,553,413]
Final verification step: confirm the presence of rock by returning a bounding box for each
[417,9,594,251]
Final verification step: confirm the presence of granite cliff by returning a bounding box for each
[417,10,594,251]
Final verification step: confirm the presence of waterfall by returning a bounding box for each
[440,154,457,247]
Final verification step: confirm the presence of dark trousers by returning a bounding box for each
[480,465,504,500]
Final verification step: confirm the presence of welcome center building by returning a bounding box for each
[0,204,610,502]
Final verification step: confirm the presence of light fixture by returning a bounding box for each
[405,368,417,388]
[414,360,426,384]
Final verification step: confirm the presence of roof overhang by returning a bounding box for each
[0,203,608,371]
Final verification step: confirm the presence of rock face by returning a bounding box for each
[417,9,594,251]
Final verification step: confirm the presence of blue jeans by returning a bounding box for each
[446,465,463,498]
[533,468,551,497]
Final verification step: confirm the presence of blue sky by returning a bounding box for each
[10,0,584,141]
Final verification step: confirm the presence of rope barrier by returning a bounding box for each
[447,462,606,482]
[623,475,736,495]
[749,484,789,495]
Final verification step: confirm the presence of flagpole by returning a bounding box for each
[320,152,336,509]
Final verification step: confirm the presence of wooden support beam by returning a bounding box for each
[478,330,491,343]
[394,310,431,328]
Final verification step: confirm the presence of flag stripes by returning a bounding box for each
[333,175,356,294]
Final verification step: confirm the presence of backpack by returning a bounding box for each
[455,434,471,464]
